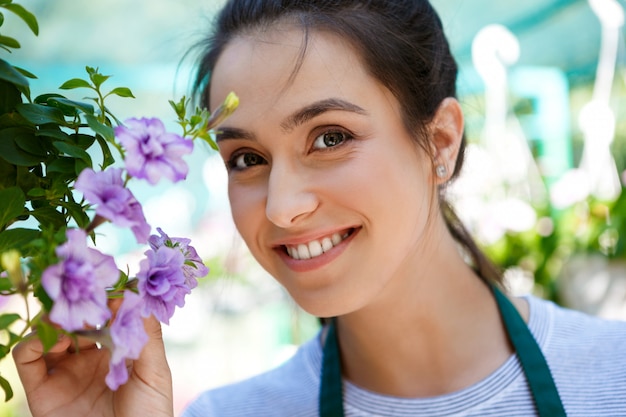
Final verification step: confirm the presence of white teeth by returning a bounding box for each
[297,244,311,260]
[285,231,351,260]
[321,237,333,252]
[308,240,323,257]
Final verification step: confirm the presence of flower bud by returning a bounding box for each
[1,250,24,289]
[206,91,239,130]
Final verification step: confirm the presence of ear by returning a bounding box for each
[429,97,464,183]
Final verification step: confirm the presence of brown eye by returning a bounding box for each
[313,131,347,149]
[230,152,266,170]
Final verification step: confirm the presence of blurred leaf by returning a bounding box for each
[0,186,24,229]
[90,73,109,89]
[0,373,13,402]
[59,78,92,90]
[0,58,28,88]
[0,35,19,49]
[85,114,114,141]
[107,87,135,98]
[0,228,40,253]
[35,320,58,352]
[95,135,115,168]
[2,3,39,35]
[15,103,66,126]
[14,66,36,79]
[0,313,20,329]
[0,278,11,291]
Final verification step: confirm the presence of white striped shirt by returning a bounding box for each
[182,296,626,416]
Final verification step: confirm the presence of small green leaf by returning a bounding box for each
[0,58,28,88]
[107,87,135,98]
[69,133,96,149]
[0,228,39,253]
[90,73,110,88]
[15,131,48,156]
[27,187,46,197]
[0,313,20,329]
[94,134,115,168]
[2,3,39,35]
[15,66,37,79]
[15,103,66,126]
[35,125,70,142]
[36,320,59,353]
[46,156,75,174]
[0,35,19,49]
[59,78,92,90]
[59,201,91,229]
[0,186,24,229]
[0,373,13,402]
[85,114,114,142]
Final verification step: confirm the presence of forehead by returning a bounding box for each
[208,26,379,117]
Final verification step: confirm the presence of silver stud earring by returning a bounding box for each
[436,164,447,178]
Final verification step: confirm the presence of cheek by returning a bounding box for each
[227,183,266,241]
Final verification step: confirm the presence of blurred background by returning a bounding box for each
[1,0,625,415]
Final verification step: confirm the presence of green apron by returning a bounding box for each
[319,286,567,416]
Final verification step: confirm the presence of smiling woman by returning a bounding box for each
[11,1,626,417]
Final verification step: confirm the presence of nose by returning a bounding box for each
[265,162,319,228]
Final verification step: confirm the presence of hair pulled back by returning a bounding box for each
[195,0,502,284]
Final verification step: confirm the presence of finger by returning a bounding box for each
[132,316,173,393]
[12,333,72,392]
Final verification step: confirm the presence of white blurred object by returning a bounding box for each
[471,24,546,204]
[578,0,624,201]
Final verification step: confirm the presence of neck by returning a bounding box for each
[334,233,516,397]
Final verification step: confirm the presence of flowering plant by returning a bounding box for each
[0,2,238,401]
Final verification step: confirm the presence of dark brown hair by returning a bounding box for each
[193,0,502,284]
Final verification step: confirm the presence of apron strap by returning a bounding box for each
[493,286,567,416]
[319,288,567,417]
[320,318,345,417]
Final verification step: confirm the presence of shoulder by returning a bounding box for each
[181,335,323,417]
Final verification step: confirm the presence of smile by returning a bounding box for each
[284,229,354,260]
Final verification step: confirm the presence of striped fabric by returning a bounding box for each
[182,296,626,416]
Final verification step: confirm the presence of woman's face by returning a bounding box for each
[210,27,440,317]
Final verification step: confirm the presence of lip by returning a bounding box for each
[274,227,360,272]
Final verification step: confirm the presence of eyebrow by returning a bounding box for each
[215,97,367,143]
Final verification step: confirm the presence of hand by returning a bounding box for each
[12,315,174,417]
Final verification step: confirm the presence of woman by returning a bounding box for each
[13,1,626,416]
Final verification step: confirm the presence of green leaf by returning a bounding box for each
[69,133,96,149]
[15,66,37,79]
[15,131,48,156]
[0,79,21,114]
[31,206,66,229]
[50,97,94,115]
[0,35,19,49]
[0,277,11,291]
[0,373,13,402]
[0,313,20,329]
[0,186,24,229]
[53,141,92,165]
[107,87,135,98]
[0,127,46,166]
[36,320,58,352]
[46,156,75,174]
[59,200,90,228]
[15,103,66,126]
[59,78,92,90]
[0,228,39,253]
[0,58,28,88]
[94,134,115,168]
[85,114,114,141]
[2,3,39,35]
[90,73,110,89]
[35,125,70,142]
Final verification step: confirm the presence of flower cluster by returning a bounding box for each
[0,2,239,399]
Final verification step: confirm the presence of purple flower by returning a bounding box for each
[137,246,190,324]
[148,228,208,289]
[105,290,148,390]
[75,167,151,244]
[116,117,193,185]
[41,229,119,332]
